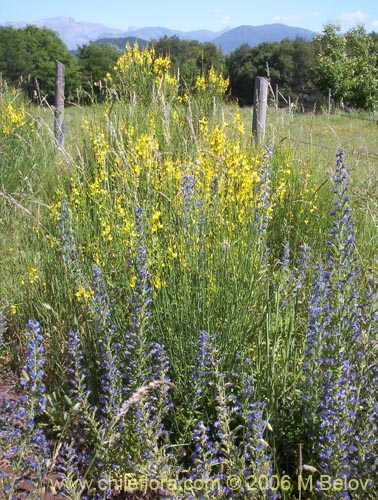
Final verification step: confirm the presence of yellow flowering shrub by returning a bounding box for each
[194,66,229,97]
[0,101,27,135]
[49,59,314,322]
[114,43,178,104]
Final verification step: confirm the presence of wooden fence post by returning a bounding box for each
[328,88,332,114]
[252,77,268,145]
[275,83,279,112]
[54,60,65,146]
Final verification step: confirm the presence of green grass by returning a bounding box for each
[242,107,378,258]
[1,87,377,498]
[1,101,377,353]
[2,99,377,354]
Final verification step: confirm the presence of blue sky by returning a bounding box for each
[1,0,378,33]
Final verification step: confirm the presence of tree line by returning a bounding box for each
[1,23,378,110]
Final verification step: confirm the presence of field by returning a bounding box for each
[0,47,377,500]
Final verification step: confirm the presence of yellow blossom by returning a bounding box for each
[151,211,163,232]
[167,247,178,259]
[0,101,27,135]
[153,275,163,290]
[27,266,39,284]
[129,275,137,289]
[75,284,93,302]
[195,75,206,92]
[100,219,113,241]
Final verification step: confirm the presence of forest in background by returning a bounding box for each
[1,23,378,109]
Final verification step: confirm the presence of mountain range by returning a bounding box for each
[3,16,315,53]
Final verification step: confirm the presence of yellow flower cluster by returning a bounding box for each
[21,266,39,285]
[151,211,163,233]
[91,131,111,166]
[208,66,229,95]
[0,101,27,135]
[195,75,206,92]
[9,304,17,315]
[51,75,309,309]
[114,43,178,102]
[75,283,94,302]
[116,42,155,72]
[195,66,229,96]
[194,109,260,221]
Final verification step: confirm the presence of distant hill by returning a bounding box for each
[95,36,149,50]
[3,17,315,53]
[212,24,315,53]
[121,26,227,43]
[3,16,125,49]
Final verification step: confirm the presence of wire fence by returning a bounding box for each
[332,113,378,124]
[288,139,378,162]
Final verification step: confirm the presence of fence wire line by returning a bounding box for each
[286,139,378,162]
[333,112,378,124]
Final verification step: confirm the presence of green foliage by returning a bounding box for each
[226,44,258,106]
[345,26,378,109]
[312,24,351,106]
[152,36,226,89]
[1,76,378,498]
[77,42,122,102]
[77,42,122,80]
[2,24,378,112]
[313,23,378,110]
[95,36,149,50]
[0,26,80,103]
[226,37,317,107]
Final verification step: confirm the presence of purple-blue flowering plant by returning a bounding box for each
[0,320,51,498]
[302,151,378,499]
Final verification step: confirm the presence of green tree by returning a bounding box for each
[226,38,316,107]
[312,24,352,106]
[77,42,122,101]
[345,26,378,109]
[291,37,317,98]
[0,25,79,103]
[226,44,257,106]
[152,36,225,90]
[313,23,378,109]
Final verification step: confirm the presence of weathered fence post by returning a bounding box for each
[328,88,332,115]
[275,83,279,112]
[252,77,268,145]
[54,60,65,146]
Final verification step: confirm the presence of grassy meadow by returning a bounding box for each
[0,45,377,499]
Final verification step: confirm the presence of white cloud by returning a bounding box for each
[273,14,302,23]
[373,20,378,26]
[312,11,320,18]
[222,15,231,26]
[339,10,366,24]
[210,8,231,28]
